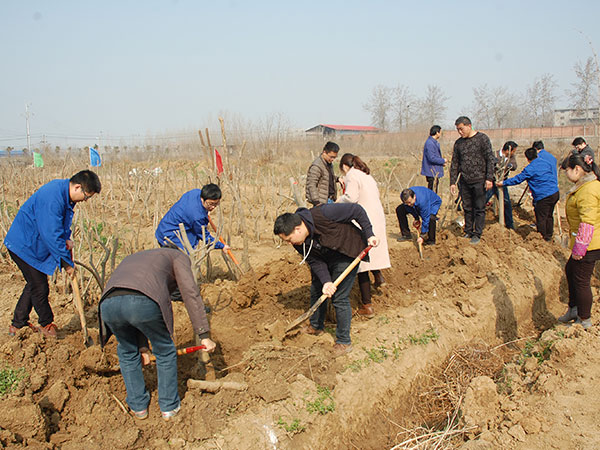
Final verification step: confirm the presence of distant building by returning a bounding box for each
[305,124,381,138]
[553,108,599,126]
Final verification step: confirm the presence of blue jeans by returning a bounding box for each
[486,185,514,229]
[309,257,359,345]
[100,294,179,413]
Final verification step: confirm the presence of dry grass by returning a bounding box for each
[388,340,514,450]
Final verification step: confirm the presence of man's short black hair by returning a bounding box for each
[502,141,518,152]
[70,170,101,194]
[429,125,441,136]
[323,141,340,154]
[524,147,538,162]
[201,183,222,200]
[532,140,544,151]
[273,212,302,236]
[455,116,472,126]
[400,188,415,203]
[572,137,587,146]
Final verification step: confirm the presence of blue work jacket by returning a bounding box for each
[4,179,74,275]
[155,189,224,250]
[405,186,442,233]
[503,153,558,202]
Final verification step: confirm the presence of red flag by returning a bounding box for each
[215,148,224,175]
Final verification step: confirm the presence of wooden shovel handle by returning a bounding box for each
[285,245,372,332]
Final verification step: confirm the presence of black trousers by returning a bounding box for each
[426,176,439,194]
[534,191,559,241]
[9,250,53,328]
[460,180,487,238]
[565,249,600,319]
[395,205,437,242]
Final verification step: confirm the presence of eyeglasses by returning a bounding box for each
[83,191,93,200]
[204,200,220,208]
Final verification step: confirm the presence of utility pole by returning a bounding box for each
[25,103,32,155]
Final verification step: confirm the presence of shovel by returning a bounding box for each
[415,222,424,260]
[70,271,93,347]
[68,248,93,347]
[148,345,206,362]
[285,245,372,332]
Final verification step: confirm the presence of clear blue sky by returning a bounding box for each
[1,0,599,147]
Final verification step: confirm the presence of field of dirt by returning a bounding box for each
[0,148,599,450]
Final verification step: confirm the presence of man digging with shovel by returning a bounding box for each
[98,248,216,420]
[274,203,379,357]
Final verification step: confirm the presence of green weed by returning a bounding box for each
[407,327,439,345]
[306,386,335,415]
[0,364,26,396]
[276,417,305,434]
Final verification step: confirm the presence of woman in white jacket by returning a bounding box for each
[337,153,391,318]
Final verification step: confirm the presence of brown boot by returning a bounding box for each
[39,323,58,338]
[357,304,375,319]
[332,343,353,357]
[302,324,323,336]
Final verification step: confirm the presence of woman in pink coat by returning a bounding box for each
[337,153,391,318]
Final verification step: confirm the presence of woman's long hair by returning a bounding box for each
[339,153,370,175]
[561,152,600,180]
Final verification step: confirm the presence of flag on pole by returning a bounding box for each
[33,152,44,168]
[89,147,102,167]
[215,148,224,175]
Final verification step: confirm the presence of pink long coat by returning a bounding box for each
[337,167,391,272]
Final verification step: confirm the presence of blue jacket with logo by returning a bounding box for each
[404,186,442,233]
[155,189,224,250]
[4,179,74,275]
[503,152,558,202]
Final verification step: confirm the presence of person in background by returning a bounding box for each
[449,116,495,245]
[155,183,229,253]
[557,152,600,329]
[572,137,595,162]
[396,187,442,246]
[306,141,340,206]
[420,125,446,193]
[497,147,559,241]
[274,204,379,356]
[337,153,390,318]
[486,141,518,229]
[4,170,101,338]
[99,248,217,420]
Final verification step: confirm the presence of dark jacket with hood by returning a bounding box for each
[293,203,374,284]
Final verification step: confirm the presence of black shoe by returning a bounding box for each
[462,233,472,239]
[397,235,412,242]
[423,240,435,246]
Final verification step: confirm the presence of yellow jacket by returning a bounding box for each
[565,174,600,250]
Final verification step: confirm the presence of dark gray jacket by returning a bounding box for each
[99,248,210,346]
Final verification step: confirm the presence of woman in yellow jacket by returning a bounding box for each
[559,152,600,328]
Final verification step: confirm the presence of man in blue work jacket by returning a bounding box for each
[396,186,442,245]
[497,147,559,241]
[155,183,229,253]
[4,170,101,338]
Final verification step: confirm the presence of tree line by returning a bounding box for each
[363,56,599,130]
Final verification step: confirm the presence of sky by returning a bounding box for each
[1,0,600,148]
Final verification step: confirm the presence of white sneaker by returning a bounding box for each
[161,405,181,420]
[574,317,592,329]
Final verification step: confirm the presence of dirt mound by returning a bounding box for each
[0,217,591,449]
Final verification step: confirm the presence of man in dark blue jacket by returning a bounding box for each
[4,170,101,338]
[155,183,228,252]
[497,147,559,241]
[396,186,442,245]
[274,204,379,356]
[420,125,446,193]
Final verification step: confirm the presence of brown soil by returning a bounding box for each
[0,161,599,450]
